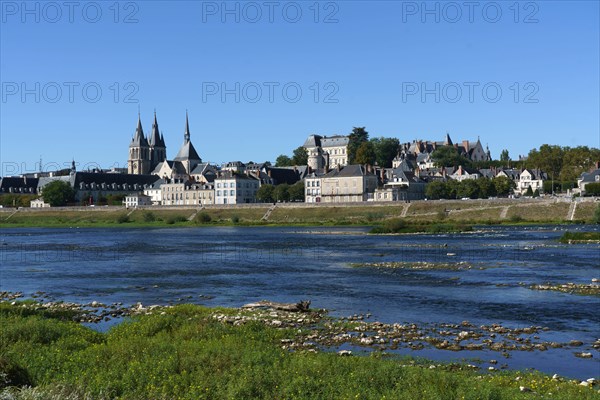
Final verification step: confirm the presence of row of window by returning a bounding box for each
[216,182,258,189]
[216,190,256,197]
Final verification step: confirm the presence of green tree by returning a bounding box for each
[288,181,305,202]
[456,180,480,199]
[354,141,376,165]
[500,149,510,162]
[431,146,472,168]
[370,137,400,168]
[425,181,448,200]
[493,176,514,197]
[256,184,275,203]
[559,146,600,181]
[533,189,540,198]
[347,127,369,164]
[41,180,75,207]
[273,184,290,202]
[446,180,461,199]
[526,144,564,181]
[275,155,292,167]
[291,146,309,166]
[525,185,534,196]
[476,178,497,198]
[585,183,600,196]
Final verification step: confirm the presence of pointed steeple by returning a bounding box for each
[184,110,191,143]
[174,111,201,163]
[444,132,453,146]
[149,110,164,147]
[130,113,149,147]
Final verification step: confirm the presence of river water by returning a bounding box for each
[1,225,599,379]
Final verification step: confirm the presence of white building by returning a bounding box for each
[124,193,152,207]
[30,198,50,208]
[304,173,323,203]
[214,172,260,204]
[516,169,546,195]
[161,180,214,206]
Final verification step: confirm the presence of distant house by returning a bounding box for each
[376,167,426,201]
[124,193,152,207]
[577,168,600,195]
[449,165,480,182]
[517,169,547,195]
[308,165,378,203]
[161,180,214,206]
[304,172,323,203]
[214,171,260,204]
[30,198,50,208]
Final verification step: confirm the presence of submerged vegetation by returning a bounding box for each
[559,231,600,243]
[1,302,598,399]
[369,219,473,234]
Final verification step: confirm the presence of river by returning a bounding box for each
[1,225,599,379]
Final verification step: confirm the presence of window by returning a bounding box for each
[217,190,221,196]
[217,183,221,188]
[230,190,234,196]
[230,182,235,188]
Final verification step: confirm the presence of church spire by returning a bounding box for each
[184,110,191,143]
[130,113,148,147]
[149,110,163,147]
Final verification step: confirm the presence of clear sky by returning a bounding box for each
[1,0,599,175]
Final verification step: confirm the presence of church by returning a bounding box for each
[127,111,203,180]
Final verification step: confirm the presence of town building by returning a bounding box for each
[577,167,600,195]
[214,171,260,204]
[124,193,153,207]
[307,165,378,203]
[161,180,214,206]
[304,134,349,172]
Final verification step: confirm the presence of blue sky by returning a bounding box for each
[1,0,599,175]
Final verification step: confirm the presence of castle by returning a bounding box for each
[127,111,202,179]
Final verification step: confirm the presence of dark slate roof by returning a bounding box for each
[130,115,149,147]
[303,134,322,148]
[522,169,548,180]
[580,169,600,183]
[321,135,349,148]
[71,172,160,188]
[262,166,302,185]
[324,164,375,178]
[148,112,166,148]
[0,177,39,193]
[174,141,201,162]
[478,169,496,179]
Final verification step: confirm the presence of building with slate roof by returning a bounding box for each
[303,134,349,172]
[306,164,378,203]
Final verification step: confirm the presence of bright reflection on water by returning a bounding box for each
[1,225,599,379]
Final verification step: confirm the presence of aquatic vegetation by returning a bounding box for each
[559,231,600,243]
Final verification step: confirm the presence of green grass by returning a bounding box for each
[1,303,597,400]
[559,231,600,243]
[1,199,598,228]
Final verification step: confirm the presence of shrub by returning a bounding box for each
[509,215,523,223]
[0,356,31,389]
[195,212,212,224]
[166,215,188,225]
[142,212,156,222]
[594,204,600,224]
[231,215,240,224]
[116,214,130,224]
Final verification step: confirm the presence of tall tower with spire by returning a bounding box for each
[128,114,151,175]
[173,111,202,174]
[148,111,167,171]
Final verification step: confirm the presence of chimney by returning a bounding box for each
[462,140,469,150]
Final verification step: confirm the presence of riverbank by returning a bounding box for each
[1,198,598,228]
[1,299,598,399]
